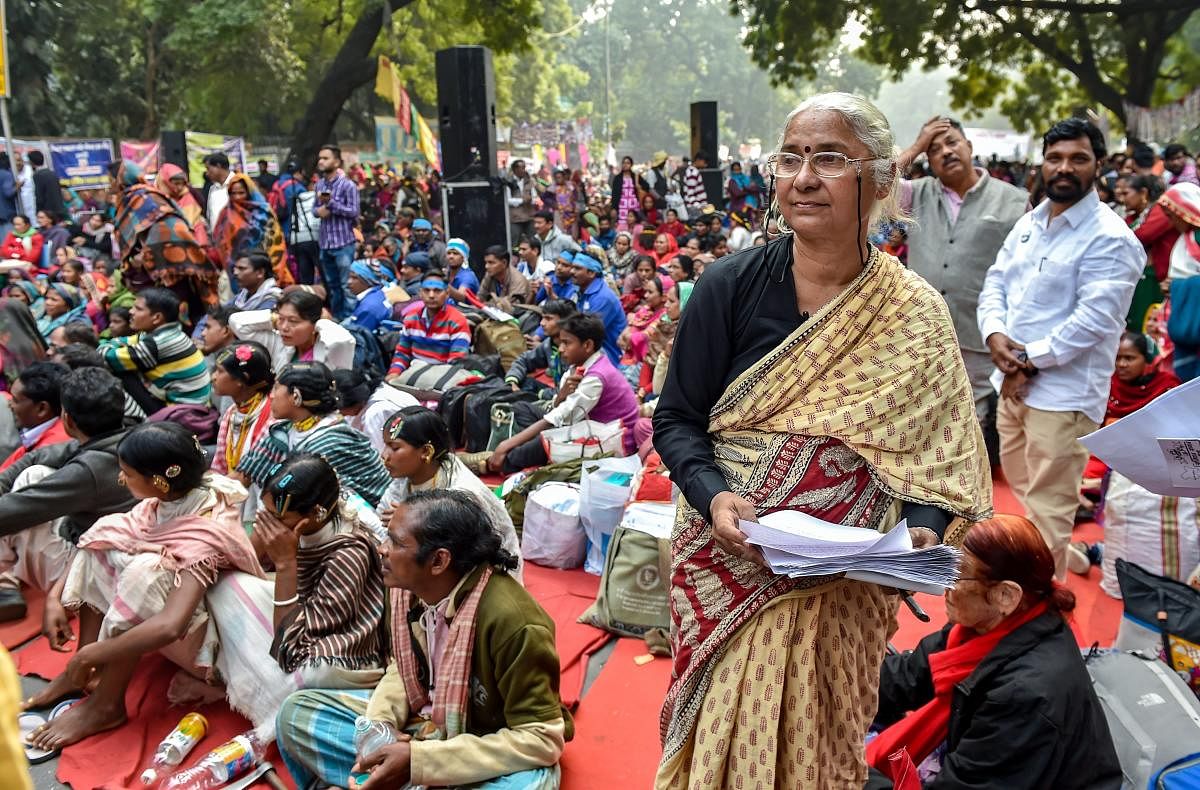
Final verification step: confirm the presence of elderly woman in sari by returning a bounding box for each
[113,160,221,326]
[652,93,990,788]
[212,174,293,289]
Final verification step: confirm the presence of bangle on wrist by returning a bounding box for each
[272,594,299,607]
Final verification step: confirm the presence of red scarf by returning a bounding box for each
[1107,364,1179,421]
[866,601,1048,770]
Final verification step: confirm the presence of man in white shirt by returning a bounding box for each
[977,118,1144,579]
[203,152,234,229]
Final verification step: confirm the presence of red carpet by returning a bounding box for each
[522,562,612,709]
[14,633,74,679]
[560,637,671,790]
[0,585,46,649]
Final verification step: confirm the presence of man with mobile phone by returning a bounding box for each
[312,144,361,320]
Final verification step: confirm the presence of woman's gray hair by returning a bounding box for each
[777,92,904,226]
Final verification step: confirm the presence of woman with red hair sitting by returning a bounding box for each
[865,515,1119,789]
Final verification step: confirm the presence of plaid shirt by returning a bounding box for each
[313,172,360,250]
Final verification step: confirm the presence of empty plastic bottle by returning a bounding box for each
[141,713,209,785]
[161,729,266,790]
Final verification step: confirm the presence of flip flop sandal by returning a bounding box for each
[18,712,58,764]
[49,698,83,720]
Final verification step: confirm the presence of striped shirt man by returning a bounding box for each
[100,322,212,405]
[388,305,471,376]
[683,163,707,212]
[312,171,360,251]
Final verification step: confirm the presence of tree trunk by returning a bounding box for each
[287,0,414,172]
[140,21,161,140]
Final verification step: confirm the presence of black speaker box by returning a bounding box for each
[690,101,718,162]
[436,46,498,181]
[160,131,187,172]
[441,181,511,277]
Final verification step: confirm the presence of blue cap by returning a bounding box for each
[403,251,431,272]
[412,218,432,231]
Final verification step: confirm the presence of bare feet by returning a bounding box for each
[22,672,82,712]
[28,695,126,750]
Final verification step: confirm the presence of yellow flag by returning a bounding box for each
[413,110,440,170]
[374,56,395,102]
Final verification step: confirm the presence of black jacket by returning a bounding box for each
[874,610,1120,789]
[33,167,65,219]
[0,429,136,543]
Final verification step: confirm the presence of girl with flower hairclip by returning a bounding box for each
[210,341,276,483]
[26,422,265,750]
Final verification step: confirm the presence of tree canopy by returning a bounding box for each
[735,0,1200,134]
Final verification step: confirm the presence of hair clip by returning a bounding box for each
[164,464,182,478]
[388,418,404,441]
[235,345,253,364]
[192,436,203,455]
[277,473,294,488]
[151,475,170,493]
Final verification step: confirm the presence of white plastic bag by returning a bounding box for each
[521,482,586,569]
[1101,471,1200,598]
[580,455,642,574]
[541,419,625,464]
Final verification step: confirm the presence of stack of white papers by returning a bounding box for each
[741,512,961,595]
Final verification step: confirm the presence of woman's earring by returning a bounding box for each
[151,475,170,494]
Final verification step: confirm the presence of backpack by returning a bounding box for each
[437,378,506,449]
[1087,650,1200,789]
[473,319,527,372]
[463,387,542,452]
[342,323,388,378]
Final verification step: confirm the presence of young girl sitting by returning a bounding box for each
[235,361,391,513]
[210,341,275,477]
[26,422,263,749]
[257,454,387,688]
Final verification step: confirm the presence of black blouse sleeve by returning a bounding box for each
[652,263,739,523]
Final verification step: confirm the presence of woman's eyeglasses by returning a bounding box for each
[765,152,878,179]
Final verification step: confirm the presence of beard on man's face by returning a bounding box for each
[1044,171,1093,203]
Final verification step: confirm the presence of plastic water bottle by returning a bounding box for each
[161,729,267,790]
[141,713,209,785]
[351,717,397,786]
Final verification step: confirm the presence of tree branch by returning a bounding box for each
[287,0,415,171]
[970,0,1200,16]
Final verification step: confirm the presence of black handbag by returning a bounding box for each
[1116,558,1200,691]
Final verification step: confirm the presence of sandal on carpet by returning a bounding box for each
[19,712,57,764]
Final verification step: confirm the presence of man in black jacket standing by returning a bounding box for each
[0,368,135,621]
[28,150,65,220]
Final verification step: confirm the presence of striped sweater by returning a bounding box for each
[100,322,212,405]
[387,305,471,376]
[270,524,388,673]
[236,416,392,507]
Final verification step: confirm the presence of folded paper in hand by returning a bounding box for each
[740,513,961,595]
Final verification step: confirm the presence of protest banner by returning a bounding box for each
[49,138,114,190]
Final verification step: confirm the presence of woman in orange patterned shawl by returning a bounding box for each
[652,94,991,789]
[212,174,293,287]
[114,160,221,321]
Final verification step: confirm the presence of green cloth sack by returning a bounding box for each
[579,525,671,637]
